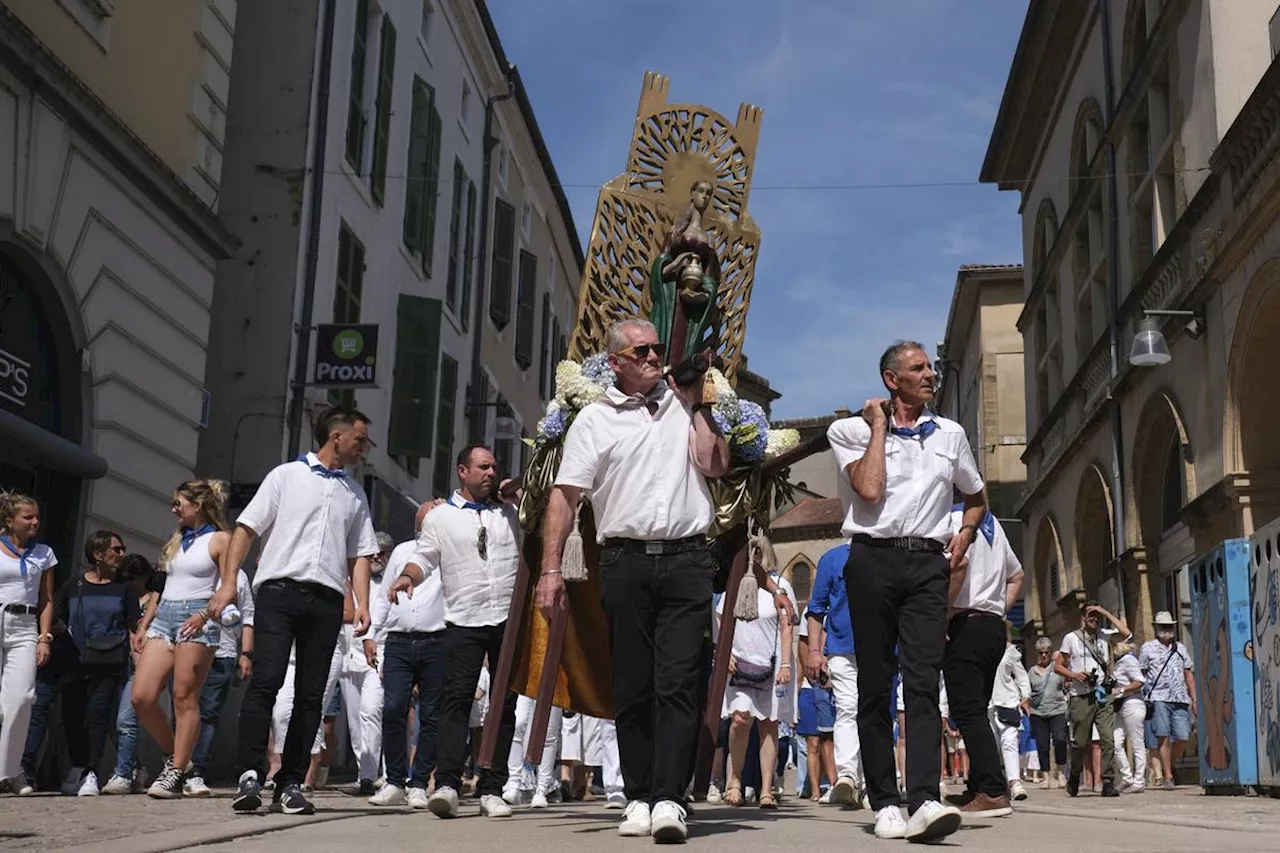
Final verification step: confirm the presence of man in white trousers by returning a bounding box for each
[804,541,864,808]
[505,696,563,808]
[339,532,393,795]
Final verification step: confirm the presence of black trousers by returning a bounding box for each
[1031,713,1069,770]
[434,622,517,795]
[237,579,344,787]
[943,610,1008,799]
[62,661,125,775]
[845,541,948,814]
[599,543,713,805]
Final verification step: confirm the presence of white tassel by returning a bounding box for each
[561,504,587,582]
[734,518,761,620]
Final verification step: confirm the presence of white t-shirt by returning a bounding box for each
[827,414,984,542]
[949,510,1021,616]
[556,386,714,543]
[0,542,57,607]
[1058,629,1117,696]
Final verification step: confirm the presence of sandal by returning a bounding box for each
[759,793,778,810]
[722,786,743,807]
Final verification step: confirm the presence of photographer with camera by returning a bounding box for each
[1055,601,1131,797]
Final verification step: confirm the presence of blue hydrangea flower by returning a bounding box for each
[580,352,616,389]
[733,400,770,463]
[540,405,569,440]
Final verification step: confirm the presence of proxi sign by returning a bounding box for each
[0,346,31,410]
[313,324,378,388]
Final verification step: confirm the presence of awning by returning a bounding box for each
[0,408,108,479]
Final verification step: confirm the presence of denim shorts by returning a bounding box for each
[1150,700,1192,742]
[146,597,220,647]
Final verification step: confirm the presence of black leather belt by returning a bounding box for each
[2,603,38,615]
[604,535,707,556]
[850,533,944,554]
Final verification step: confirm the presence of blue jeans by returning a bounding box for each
[21,660,64,779]
[191,657,238,777]
[382,631,446,789]
[794,736,808,796]
[113,675,138,779]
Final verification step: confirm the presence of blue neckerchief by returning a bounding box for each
[891,419,937,440]
[952,503,996,545]
[0,534,35,578]
[296,454,347,479]
[451,494,499,512]
[180,523,217,552]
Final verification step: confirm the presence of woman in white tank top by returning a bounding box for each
[130,480,237,799]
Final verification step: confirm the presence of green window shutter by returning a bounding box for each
[421,106,443,277]
[387,294,442,458]
[402,79,433,252]
[538,292,551,398]
[446,158,465,312]
[345,0,370,170]
[370,16,397,204]
[514,250,537,369]
[489,199,515,328]
[461,180,477,331]
[431,355,459,497]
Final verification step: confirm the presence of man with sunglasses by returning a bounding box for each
[226,406,379,816]
[387,445,521,820]
[538,317,731,843]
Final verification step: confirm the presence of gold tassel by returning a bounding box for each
[561,503,587,582]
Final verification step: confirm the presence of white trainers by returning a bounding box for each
[77,771,100,797]
[184,775,212,797]
[101,774,132,795]
[650,801,688,843]
[369,784,407,806]
[501,783,526,806]
[427,786,459,818]
[406,787,430,809]
[873,806,908,839]
[705,782,722,804]
[531,791,549,809]
[1010,780,1028,801]
[605,793,627,810]
[818,787,834,804]
[480,794,513,817]
[832,776,857,805]
[9,774,34,797]
[618,800,652,837]
[905,800,962,843]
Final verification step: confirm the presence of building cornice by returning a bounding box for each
[0,6,239,259]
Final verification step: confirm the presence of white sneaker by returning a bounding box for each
[905,800,962,843]
[531,791,549,809]
[427,786,459,818]
[618,800,652,837]
[501,783,526,806]
[874,806,908,839]
[744,786,756,803]
[818,787,834,804]
[101,774,132,795]
[374,776,386,790]
[407,787,430,809]
[1010,780,1028,801]
[705,783,722,804]
[184,775,211,797]
[370,784,407,806]
[860,791,871,810]
[10,774,34,797]
[77,771,100,797]
[61,766,84,796]
[832,776,857,805]
[605,793,627,810]
[480,794,513,817]
[650,801,688,843]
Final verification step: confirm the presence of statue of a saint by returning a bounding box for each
[648,179,720,363]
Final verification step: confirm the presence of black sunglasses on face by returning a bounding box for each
[617,343,665,360]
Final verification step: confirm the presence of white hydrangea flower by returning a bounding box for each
[764,428,801,461]
[706,368,741,423]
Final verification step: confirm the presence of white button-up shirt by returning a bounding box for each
[556,385,714,543]
[827,414,984,543]
[376,539,445,635]
[949,508,1021,616]
[214,570,255,660]
[411,492,519,628]
[238,453,379,596]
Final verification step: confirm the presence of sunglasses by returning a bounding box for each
[616,343,665,361]
[477,525,488,561]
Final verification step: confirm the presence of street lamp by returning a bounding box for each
[1129,309,1204,367]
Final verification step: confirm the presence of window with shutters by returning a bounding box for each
[387,295,442,462]
[538,293,552,399]
[515,251,537,369]
[370,16,396,204]
[446,158,466,314]
[329,223,365,408]
[402,78,442,276]
[345,0,371,170]
[431,355,459,497]
[490,199,515,328]
[461,180,477,331]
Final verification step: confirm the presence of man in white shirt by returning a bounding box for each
[225,407,379,816]
[827,341,986,843]
[369,504,447,809]
[940,506,1023,817]
[537,318,732,843]
[1055,600,1131,798]
[386,445,520,820]
[339,532,394,797]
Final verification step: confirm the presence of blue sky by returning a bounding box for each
[488,0,1029,419]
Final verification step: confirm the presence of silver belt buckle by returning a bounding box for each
[644,541,663,556]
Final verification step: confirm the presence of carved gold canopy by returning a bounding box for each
[567,71,763,381]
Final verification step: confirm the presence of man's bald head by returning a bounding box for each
[415,500,433,531]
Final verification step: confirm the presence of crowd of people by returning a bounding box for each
[0,324,1200,846]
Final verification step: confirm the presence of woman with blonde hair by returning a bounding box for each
[131,480,237,798]
[0,492,57,796]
